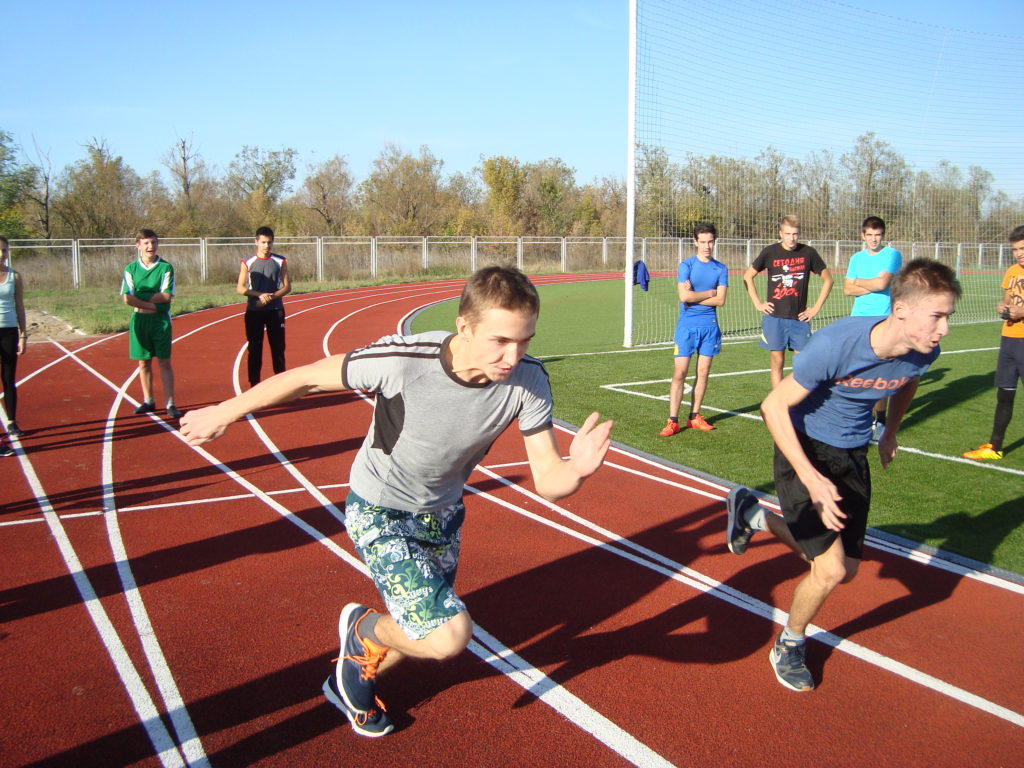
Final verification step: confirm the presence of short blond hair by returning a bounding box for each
[779,214,800,229]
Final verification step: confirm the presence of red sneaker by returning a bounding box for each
[687,414,715,431]
[659,419,681,437]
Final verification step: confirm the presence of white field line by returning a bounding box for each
[601,346,1024,476]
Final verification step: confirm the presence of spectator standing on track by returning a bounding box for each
[120,229,181,419]
[963,225,1024,461]
[237,226,291,388]
[742,215,834,388]
[844,216,903,440]
[0,236,27,455]
[180,266,613,737]
[725,259,960,692]
[659,222,729,436]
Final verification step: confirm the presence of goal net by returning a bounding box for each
[625,0,1024,347]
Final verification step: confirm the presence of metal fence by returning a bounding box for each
[10,235,1016,291]
[8,236,626,290]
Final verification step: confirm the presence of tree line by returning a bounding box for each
[0,129,1019,243]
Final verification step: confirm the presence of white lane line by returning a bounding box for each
[55,341,211,767]
[0,402,188,768]
[467,465,1024,729]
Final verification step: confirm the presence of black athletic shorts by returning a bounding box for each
[773,431,871,561]
[994,336,1024,390]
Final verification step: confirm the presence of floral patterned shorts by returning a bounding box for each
[345,490,466,640]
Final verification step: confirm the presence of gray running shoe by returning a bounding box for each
[725,486,757,555]
[166,405,183,419]
[769,633,815,691]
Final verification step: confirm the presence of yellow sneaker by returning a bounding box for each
[962,443,1003,460]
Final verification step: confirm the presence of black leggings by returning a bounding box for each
[0,327,18,421]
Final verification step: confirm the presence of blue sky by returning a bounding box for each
[3,0,1022,193]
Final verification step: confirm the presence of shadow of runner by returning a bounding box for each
[818,498,1022,672]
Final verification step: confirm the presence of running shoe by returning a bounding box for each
[0,437,13,457]
[336,603,390,715]
[962,443,1003,461]
[134,401,156,415]
[166,405,183,419]
[6,421,23,437]
[687,413,715,431]
[769,633,815,692]
[725,486,757,555]
[322,673,393,738]
[659,419,681,437]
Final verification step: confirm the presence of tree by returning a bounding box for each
[295,155,354,235]
[521,158,578,235]
[480,155,526,233]
[224,145,297,230]
[52,139,165,237]
[162,138,221,236]
[359,144,453,235]
[840,132,910,233]
[0,130,34,238]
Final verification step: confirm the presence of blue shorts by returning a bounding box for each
[674,324,722,357]
[759,316,810,352]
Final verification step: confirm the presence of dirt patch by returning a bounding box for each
[24,308,96,342]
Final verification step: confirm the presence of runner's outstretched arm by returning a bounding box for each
[180,354,349,445]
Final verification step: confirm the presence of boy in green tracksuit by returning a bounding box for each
[120,228,181,418]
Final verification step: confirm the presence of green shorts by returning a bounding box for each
[129,312,172,360]
[344,490,466,641]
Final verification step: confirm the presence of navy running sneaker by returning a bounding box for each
[725,486,758,555]
[6,421,23,437]
[134,401,156,415]
[335,603,389,715]
[769,632,815,692]
[166,404,183,419]
[0,437,13,457]
[322,673,393,737]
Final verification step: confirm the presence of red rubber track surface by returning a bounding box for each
[1,275,1021,767]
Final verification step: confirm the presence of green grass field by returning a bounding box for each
[412,279,1024,575]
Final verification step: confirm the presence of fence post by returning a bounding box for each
[834,240,841,272]
[746,239,752,264]
[517,237,523,270]
[72,239,80,289]
[471,236,477,272]
[371,236,377,278]
[316,236,323,281]
[560,237,567,272]
[602,236,608,267]
[977,242,983,268]
[422,236,429,271]
[934,242,940,260]
[200,237,208,283]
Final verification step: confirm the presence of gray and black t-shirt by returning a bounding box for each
[342,331,553,511]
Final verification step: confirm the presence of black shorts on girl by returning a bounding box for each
[773,430,870,561]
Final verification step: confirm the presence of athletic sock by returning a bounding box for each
[360,611,383,644]
[781,626,805,645]
[688,412,698,420]
[668,416,679,424]
[744,503,768,532]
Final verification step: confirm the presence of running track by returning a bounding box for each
[1,275,1021,767]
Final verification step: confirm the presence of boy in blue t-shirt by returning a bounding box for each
[659,222,729,436]
[725,259,960,693]
[844,215,904,436]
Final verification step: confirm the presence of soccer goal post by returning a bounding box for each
[624,0,1024,348]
